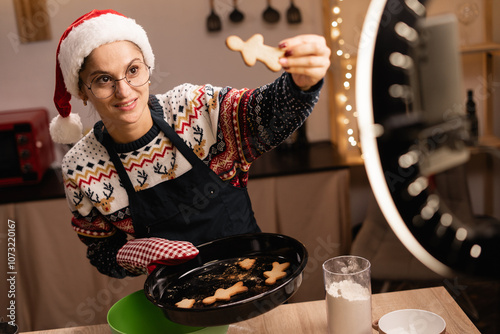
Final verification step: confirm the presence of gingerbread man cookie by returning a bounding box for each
[263,261,290,285]
[226,34,285,72]
[175,298,196,309]
[202,281,248,305]
[238,258,256,270]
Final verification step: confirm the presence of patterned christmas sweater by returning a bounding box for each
[62,72,322,277]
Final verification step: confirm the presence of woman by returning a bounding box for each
[51,9,331,278]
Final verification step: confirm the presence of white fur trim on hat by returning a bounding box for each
[58,13,155,98]
[49,113,83,144]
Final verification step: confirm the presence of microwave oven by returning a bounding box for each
[0,108,55,186]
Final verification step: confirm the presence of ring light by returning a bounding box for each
[356,0,500,278]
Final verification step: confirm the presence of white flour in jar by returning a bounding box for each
[325,279,372,334]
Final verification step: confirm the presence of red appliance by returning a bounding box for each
[0,108,54,186]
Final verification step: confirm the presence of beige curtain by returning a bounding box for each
[248,169,351,302]
[1,199,144,332]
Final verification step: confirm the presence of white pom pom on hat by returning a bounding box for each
[51,9,155,144]
[49,113,84,145]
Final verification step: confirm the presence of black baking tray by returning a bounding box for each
[144,233,308,326]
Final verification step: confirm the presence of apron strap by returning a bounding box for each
[151,111,206,168]
[101,132,136,194]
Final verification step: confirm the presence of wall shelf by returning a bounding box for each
[461,42,500,54]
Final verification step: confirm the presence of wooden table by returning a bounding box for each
[21,286,479,334]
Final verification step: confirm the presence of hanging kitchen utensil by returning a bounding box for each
[286,0,302,24]
[207,0,222,32]
[229,0,244,23]
[262,0,280,24]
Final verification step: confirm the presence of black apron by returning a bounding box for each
[101,111,260,246]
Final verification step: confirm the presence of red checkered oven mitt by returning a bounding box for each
[116,237,199,275]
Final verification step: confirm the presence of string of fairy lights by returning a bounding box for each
[330,0,360,153]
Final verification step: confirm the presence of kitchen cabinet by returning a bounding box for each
[0,199,145,332]
[248,168,351,303]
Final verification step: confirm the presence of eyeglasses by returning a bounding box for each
[81,61,151,99]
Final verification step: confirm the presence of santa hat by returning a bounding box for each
[51,9,155,144]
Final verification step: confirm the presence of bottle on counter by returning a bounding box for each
[466,89,479,146]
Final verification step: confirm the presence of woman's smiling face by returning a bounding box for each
[78,41,152,142]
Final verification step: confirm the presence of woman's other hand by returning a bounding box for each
[278,34,331,91]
